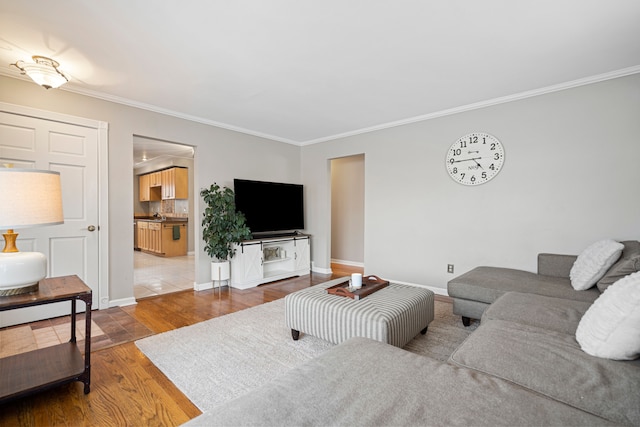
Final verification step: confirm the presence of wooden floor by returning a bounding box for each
[0,265,367,427]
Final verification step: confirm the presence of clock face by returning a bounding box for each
[446,132,504,186]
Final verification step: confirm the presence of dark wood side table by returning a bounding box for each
[0,275,92,403]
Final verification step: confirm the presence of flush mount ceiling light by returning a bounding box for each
[11,55,69,89]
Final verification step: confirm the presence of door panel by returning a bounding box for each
[0,111,100,327]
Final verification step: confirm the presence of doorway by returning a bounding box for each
[132,136,195,299]
[330,154,365,271]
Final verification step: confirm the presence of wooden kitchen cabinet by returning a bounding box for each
[139,174,150,201]
[161,167,188,200]
[139,168,187,202]
[160,222,187,256]
[138,173,161,202]
[137,220,187,257]
[137,220,149,250]
[149,171,162,187]
[148,222,162,253]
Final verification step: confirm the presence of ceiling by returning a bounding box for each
[1,1,639,146]
[132,138,194,167]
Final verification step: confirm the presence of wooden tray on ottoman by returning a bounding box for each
[326,275,389,300]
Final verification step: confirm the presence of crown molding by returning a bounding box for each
[60,85,302,146]
[299,65,640,146]
[3,65,639,147]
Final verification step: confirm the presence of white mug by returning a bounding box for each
[351,273,363,290]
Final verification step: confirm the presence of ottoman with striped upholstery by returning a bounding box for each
[285,277,435,348]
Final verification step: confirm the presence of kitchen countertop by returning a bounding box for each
[135,217,188,223]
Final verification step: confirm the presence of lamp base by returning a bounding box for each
[0,252,46,297]
[0,283,39,296]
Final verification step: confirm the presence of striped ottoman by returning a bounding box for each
[285,277,434,348]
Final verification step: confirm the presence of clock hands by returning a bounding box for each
[451,156,482,164]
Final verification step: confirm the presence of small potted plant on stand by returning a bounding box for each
[201,183,252,290]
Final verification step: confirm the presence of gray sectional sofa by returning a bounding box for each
[185,242,640,426]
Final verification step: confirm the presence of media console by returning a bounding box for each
[230,234,310,289]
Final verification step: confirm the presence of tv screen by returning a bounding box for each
[234,179,304,235]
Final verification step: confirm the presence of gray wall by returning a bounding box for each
[331,155,365,265]
[302,73,640,292]
[0,75,301,303]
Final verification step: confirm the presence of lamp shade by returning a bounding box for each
[0,168,64,295]
[0,168,64,229]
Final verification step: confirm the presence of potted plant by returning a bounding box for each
[200,183,252,285]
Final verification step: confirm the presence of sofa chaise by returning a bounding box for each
[183,240,640,426]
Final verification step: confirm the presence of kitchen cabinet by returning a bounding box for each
[149,171,162,187]
[160,222,187,256]
[161,167,188,200]
[138,173,160,202]
[137,220,187,257]
[139,167,188,202]
[148,222,162,253]
[137,220,149,250]
[139,174,149,201]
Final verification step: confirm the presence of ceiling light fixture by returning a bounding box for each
[11,55,69,89]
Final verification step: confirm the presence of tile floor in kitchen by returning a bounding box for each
[133,250,195,299]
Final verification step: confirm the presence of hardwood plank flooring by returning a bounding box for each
[0,266,364,427]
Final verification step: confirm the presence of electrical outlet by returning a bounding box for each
[447,264,454,274]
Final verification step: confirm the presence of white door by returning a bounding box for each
[0,111,101,327]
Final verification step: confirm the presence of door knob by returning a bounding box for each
[88,225,96,232]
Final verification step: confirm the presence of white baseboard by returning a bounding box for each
[330,258,364,268]
[194,281,213,291]
[110,297,137,307]
[195,280,233,291]
[311,261,332,275]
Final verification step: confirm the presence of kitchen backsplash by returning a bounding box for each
[150,199,189,218]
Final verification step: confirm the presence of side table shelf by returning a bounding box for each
[0,275,92,403]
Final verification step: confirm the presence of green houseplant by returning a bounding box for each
[201,183,252,283]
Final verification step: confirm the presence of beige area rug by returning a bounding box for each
[136,298,477,412]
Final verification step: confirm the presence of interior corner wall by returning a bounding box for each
[331,155,365,265]
[302,73,640,293]
[0,75,301,303]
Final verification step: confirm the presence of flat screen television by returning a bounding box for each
[234,179,304,236]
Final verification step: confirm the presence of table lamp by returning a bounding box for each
[0,168,64,296]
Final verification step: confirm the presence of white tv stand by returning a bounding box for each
[230,234,310,289]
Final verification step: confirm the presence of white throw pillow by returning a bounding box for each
[575,271,640,360]
[570,239,624,290]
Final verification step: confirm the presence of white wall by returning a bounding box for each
[0,75,301,303]
[303,73,640,293]
[331,155,365,265]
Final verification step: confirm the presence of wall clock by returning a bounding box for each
[445,132,504,186]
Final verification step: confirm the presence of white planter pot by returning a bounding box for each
[211,260,230,282]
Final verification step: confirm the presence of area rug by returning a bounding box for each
[135,297,477,412]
